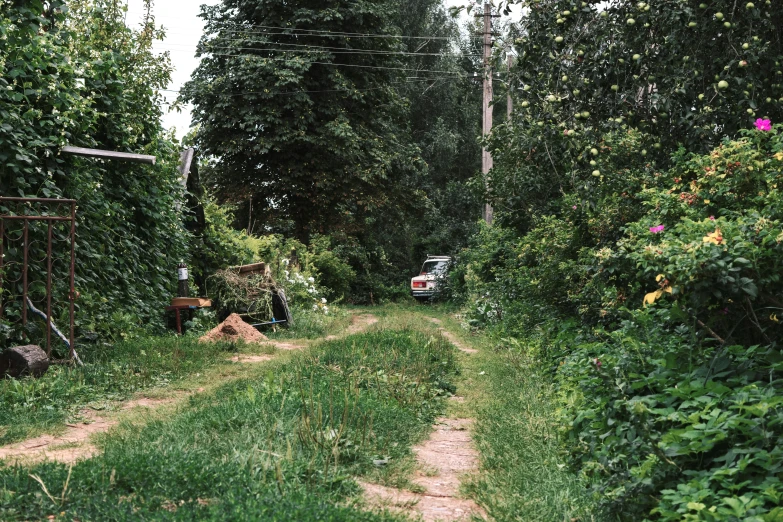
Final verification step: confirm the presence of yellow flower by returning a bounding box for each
[774,152,783,161]
[703,228,723,245]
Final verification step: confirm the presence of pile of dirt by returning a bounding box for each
[199,314,268,344]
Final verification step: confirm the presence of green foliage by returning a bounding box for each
[182,0,425,241]
[190,198,254,290]
[0,0,189,341]
[308,235,356,302]
[181,1,481,301]
[558,310,783,521]
[507,0,783,160]
[0,328,456,521]
[460,104,783,518]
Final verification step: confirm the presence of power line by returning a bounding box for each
[126,11,459,41]
[162,76,465,98]
[190,53,471,76]
[155,43,475,58]
[177,20,458,41]
[152,31,468,56]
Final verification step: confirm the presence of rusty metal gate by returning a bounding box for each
[0,197,77,361]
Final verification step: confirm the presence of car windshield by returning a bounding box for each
[421,260,448,275]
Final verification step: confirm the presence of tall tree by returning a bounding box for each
[182,0,426,242]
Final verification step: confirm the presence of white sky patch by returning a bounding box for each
[125,0,522,140]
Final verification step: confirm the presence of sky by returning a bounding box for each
[125,0,521,139]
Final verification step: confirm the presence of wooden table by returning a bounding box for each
[165,300,211,335]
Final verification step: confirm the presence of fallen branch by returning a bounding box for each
[693,316,725,344]
[26,297,83,366]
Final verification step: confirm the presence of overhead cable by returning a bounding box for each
[163,76,465,98]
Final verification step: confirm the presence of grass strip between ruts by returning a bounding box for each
[0,328,457,521]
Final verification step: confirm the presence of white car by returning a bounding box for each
[410,256,451,302]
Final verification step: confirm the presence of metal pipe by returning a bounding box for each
[46,221,53,356]
[0,197,77,204]
[22,220,28,326]
[61,146,156,165]
[69,202,76,360]
[0,217,4,321]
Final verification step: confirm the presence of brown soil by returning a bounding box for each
[265,340,307,351]
[0,409,110,465]
[430,318,478,354]
[227,354,274,363]
[123,397,178,409]
[362,418,485,521]
[200,313,268,344]
[326,314,379,341]
[0,395,185,465]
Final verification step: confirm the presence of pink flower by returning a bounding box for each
[755,118,772,131]
[649,225,665,234]
[593,358,602,368]
[572,205,577,210]
[709,215,715,221]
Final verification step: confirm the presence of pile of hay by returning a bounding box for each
[207,267,277,323]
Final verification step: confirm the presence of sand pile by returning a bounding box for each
[200,313,268,344]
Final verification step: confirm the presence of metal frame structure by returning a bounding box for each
[0,197,77,360]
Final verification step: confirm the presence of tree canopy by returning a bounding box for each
[182,0,428,242]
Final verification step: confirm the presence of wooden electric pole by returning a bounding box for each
[482,2,494,226]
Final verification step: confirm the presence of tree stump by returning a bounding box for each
[0,345,50,378]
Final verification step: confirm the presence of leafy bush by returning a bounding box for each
[559,309,783,521]
[308,235,356,302]
[0,1,189,341]
[189,197,254,293]
[458,120,783,519]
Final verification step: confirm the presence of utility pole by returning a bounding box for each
[482,2,494,226]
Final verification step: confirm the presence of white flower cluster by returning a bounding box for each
[284,269,329,314]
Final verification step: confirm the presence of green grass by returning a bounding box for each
[0,333,238,445]
[409,310,601,522]
[0,327,457,521]
[463,337,602,521]
[264,306,353,340]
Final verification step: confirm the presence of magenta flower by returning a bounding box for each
[593,358,602,369]
[572,205,577,210]
[649,225,665,234]
[755,118,772,131]
[709,215,715,221]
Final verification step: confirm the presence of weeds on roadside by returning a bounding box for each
[465,334,601,522]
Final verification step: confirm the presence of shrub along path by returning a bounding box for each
[0,313,378,466]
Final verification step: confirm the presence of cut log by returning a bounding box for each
[0,345,50,378]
